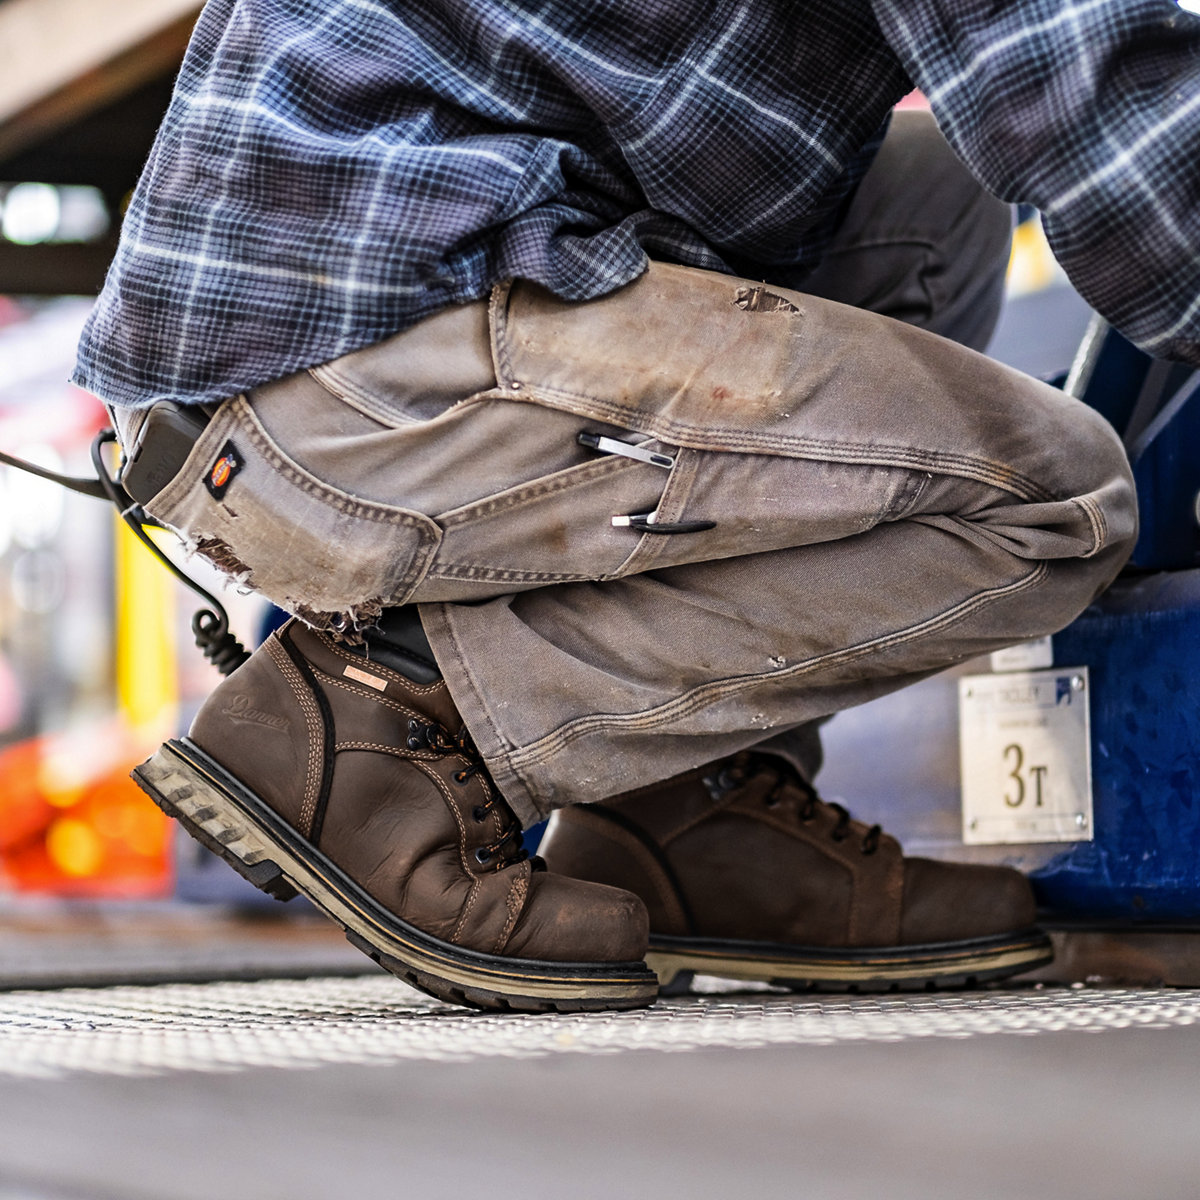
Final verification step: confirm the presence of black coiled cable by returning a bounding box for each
[192,609,250,675]
[90,430,250,677]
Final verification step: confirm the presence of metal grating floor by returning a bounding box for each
[2,977,1198,1080]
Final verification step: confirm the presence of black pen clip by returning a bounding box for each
[613,512,716,535]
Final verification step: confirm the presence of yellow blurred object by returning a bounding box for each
[114,512,178,738]
[1006,217,1064,298]
[46,817,105,877]
[0,512,183,897]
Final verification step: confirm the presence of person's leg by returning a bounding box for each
[141,257,1131,814]
[802,107,1013,352]
[757,107,1013,779]
[128,232,1132,1003]
[416,263,1133,817]
[125,302,663,1014]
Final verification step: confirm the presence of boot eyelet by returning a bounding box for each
[763,796,781,809]
[406,737,423,750]
[472,806,488,823]
[474,847,493,865]
[831,831,848,843]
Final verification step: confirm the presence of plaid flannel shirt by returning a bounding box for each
[74,0,1200,408]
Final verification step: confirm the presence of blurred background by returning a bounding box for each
[0,0,268,910]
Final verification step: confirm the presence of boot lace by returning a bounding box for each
[406,717,536,871]
[705,754,882,856]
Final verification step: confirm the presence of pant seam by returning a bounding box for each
[505,559,1052,775]
[1074,493,1107,557]
[436,455,639,525]
[489,277,1055,502]
[512,386,1058,503]
[427,563,620,584]
[889,468,934,520]
[490,281,517,385]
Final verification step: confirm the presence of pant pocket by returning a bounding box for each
[144,396,441,631]
[415,445,671,601]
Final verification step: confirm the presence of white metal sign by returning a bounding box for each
[989,635,1053,673]
[959,667,1093,845]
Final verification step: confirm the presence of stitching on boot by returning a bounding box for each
[649,781,744,846]
[334,740,439,758]
[495,869,528,954]
[316,631,447,698]
[452,877,481,946]
[412,759,482,945]
[276,631,340,843]
[264,636,323,837]
[323,676,438,715]
[658,801,727,846]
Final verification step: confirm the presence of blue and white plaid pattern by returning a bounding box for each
[75,0,1200,407]
[875,0,1200,367]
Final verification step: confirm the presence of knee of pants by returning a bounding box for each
[1057,407,1138,596]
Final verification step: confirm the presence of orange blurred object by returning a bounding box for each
[0,723,173,898]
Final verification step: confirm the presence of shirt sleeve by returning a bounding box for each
[871,0,1200,367]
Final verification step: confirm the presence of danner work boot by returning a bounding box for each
[540,752,1052,992]
[132,619,656,1012]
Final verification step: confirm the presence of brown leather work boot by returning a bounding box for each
[539,752,1052,992]
[131,619,656,1012]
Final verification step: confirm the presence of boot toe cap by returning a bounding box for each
[502,872,650,963]
[900,857,1038,944]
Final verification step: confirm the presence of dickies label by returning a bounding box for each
[205,441,242,499]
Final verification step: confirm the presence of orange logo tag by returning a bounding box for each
[204,440,242,499]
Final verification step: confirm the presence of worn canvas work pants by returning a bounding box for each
[126,113,1137,825]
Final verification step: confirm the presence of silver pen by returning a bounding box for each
[577,431,675,469]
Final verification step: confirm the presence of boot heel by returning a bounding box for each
[132,745,298,902]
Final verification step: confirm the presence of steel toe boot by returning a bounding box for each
[132,619,656,1012]
[539,752,1051,992]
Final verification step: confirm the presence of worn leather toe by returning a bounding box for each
[503,872,650,963]
[900,857,1037,943]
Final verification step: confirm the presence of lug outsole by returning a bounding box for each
[132,741,657,1014]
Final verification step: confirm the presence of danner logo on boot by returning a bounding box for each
[220,693,291,732]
